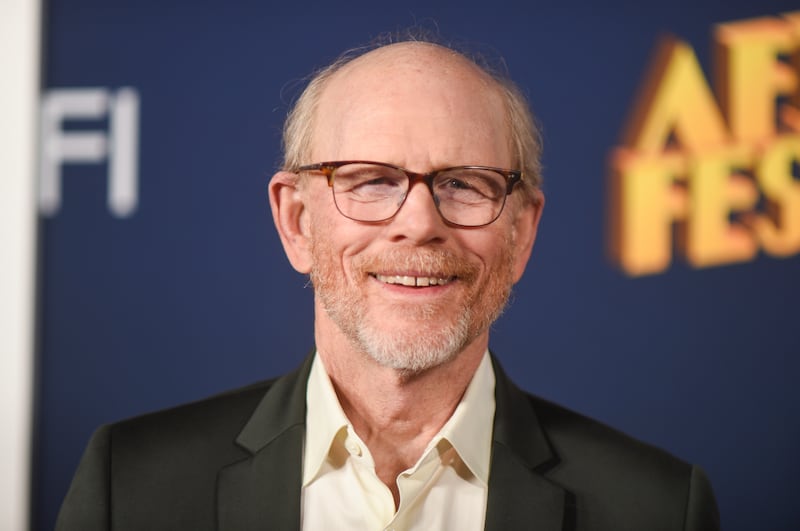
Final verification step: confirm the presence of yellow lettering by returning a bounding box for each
[754,134,800,255]
[609,13,800,275]
[623,36,728,154]
[608,148,688,275]
[779,12,800,131]
[683,145,759,266]
[715,17,797,144]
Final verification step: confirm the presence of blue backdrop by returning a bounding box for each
[35,1,800,530]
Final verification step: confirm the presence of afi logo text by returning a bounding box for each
[39,87,140,218]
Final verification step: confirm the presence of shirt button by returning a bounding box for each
[345,439,362,456]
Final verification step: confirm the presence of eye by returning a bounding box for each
[333,165,405,199]
[435,169,505,202]
[444,178,474,190]
[360,176,398,187]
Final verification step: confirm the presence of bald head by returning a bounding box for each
[312,43,511,173]
[332,41,488,77]
[282,39,542,199]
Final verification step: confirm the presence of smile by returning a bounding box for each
[373,273,454,287]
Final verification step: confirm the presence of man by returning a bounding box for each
[57,39,720,530]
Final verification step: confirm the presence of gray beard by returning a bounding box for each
[315,277,511,374]
[309,238,513,375]
[328,293,474,374]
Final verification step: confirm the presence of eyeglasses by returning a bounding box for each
[295,160,523,228]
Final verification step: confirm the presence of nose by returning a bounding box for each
[385,181,449,244]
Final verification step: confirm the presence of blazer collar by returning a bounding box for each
[484,355,574,531]
[217,353,313,531]
[216,352,574,531]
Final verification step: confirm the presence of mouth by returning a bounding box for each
[372,273,455,287]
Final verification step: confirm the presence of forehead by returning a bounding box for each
[311,43,512,169]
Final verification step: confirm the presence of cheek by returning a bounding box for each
[308,211,374,279]
[473,235,518,290]
[466,228,514,268]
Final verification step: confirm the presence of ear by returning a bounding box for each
[511,189,545,283]
[268,171,313,274]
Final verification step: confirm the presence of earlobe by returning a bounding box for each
[511,190,545,283]
[268,171,313,274]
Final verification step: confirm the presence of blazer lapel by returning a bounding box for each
[217,354,314,531]
[484,356,575,531]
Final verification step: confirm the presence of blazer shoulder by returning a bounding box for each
[57,376,288,531]
[111,377,279,441]
[526,394,719,530]
[529,393,693,479]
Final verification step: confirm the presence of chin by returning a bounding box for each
[355,313,473,374]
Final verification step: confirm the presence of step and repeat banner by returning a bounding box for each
[35,1,799,529]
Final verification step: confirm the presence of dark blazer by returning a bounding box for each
[56,353,719,530]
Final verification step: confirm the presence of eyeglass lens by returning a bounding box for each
[330,163,509,227]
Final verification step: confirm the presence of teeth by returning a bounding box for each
[375,274,452,287]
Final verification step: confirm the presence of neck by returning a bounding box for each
[314,310,488,507]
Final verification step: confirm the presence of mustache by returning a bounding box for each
[352,247,479,281]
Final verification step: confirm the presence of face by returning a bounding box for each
[295,45,538,373]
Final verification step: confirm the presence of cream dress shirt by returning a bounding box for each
[301,352,496,531]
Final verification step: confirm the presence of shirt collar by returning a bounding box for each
[302,350,496,486]
[429,351,495,484]
[303,353,350,486]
